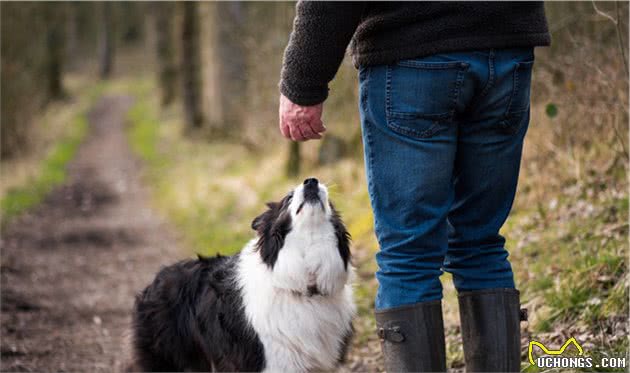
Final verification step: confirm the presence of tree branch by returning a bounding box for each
[615,2,629,76]
[592,1,617,25]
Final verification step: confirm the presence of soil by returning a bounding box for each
[1,96,182,372]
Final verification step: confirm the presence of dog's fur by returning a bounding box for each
[132,180,356,372]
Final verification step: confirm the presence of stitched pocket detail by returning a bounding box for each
[385,60,468,139]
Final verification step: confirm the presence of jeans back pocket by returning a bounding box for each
[386,60,469,139]
[500,60,534,134]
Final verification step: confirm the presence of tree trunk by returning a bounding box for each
[154,2,177,107]
[99,2,114,79]
[286,141,301,177]
[180,2,204,130]
[45,4,66,99]
[65,3,79,71]
[215,2,246,133]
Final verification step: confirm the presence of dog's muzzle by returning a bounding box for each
[303,178,320,203]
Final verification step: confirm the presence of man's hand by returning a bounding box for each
[279,94,326,141]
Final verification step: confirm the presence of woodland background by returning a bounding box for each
[1,2,628,371]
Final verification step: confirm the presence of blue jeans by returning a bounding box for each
[359,48,534,310]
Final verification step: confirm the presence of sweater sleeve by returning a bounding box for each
[279,1,365,106]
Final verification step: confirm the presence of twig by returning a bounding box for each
[599,222,629,236]
[612,113,629,159]
[592,1,629,76]
[615,2,629,76]
[592,1,618,25]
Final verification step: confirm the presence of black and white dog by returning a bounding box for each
[132,178,355,372]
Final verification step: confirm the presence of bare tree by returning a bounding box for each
[286,141,301,177]
[99,2,114,79]
[215,2,246,133]
[180,1,204,130]
[45,3,67,99]
[154,2,177,107]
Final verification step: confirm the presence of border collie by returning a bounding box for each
[132,178,356,372]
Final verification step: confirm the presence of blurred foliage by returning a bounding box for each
[1,2,148,159]
[1,114,86,222]
[0,81,104,223]
[545,103,558,119]
[1,3,49,158]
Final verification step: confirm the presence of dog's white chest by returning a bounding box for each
[257,286,354,372]
[237,241,355,372]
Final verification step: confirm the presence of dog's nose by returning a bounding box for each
[304,178,319,187]
[303,178,319,202]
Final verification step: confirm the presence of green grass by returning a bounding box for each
[127,101,162,166]
[1,115,87,221]
[1,82,105,224]
[512,192,628,372]
[126,87,257,256]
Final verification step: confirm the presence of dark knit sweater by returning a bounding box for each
[280,1,550,106]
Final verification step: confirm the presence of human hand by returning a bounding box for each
[278,94,326,141]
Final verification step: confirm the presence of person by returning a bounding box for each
[278,2,550,372]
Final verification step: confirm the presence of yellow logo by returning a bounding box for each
[528,337,584,366]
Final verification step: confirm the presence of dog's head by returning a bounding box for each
[251,178,350,270]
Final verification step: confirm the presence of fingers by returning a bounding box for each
[278,95,325,141]
[309,118,326,134]
[283,116,323,141]
[300,123,322,140]
[279,118,291,139]
[288,124,305,141]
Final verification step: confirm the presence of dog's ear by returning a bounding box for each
[251,200,291,269]
[251,214,264,231]
[251,202,279,231]
[256,210,291,269]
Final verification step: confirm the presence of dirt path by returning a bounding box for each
[1,96,183,372]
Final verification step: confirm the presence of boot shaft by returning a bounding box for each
[458,288,522,373]
[375,301,447,372]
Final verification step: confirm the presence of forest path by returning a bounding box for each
[1,96,182,372]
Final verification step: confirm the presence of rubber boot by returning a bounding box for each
[458,288,523,373]
[375,301,446,372]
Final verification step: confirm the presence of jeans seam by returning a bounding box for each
[505,62,520,116]
[360,68,378,234]
[385,65,392,121]
[505,61,534,116]
[397,60,467,69]
[387,121,441,138]
[471,49,495,109]
[366,125,377,235]
[450,63,469,120]
[501,61,534,134]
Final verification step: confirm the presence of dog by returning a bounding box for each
[131,178,356,372]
